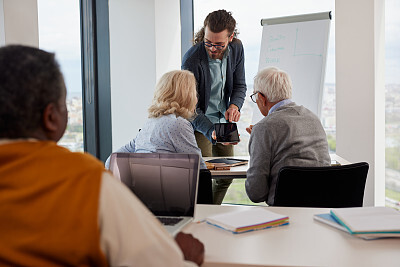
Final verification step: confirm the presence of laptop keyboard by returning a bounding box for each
[157,217,183,226]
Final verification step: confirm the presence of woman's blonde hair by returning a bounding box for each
[148,70,198,119]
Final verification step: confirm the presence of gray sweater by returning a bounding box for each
[245,102,331,205]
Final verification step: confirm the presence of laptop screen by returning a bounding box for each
[109,153,199,217]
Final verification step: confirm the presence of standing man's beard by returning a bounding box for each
[206,47,227,60]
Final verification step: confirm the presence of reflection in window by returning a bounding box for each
[38,0,83,152]
[385,0,400,209]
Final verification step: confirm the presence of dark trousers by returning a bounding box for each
[195,131,233,204]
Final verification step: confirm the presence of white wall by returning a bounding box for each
[0,0,5,46]
[1,0,38,47]
[109,0,181,150]
[154,0,182,81]
[335,0,385,206]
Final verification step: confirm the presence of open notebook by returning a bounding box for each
[109,153,200,236]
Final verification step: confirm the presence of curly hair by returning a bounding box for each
[194,9,239,44]
[0,45,65,138]
[148,70,198,119]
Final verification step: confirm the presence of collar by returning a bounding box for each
[0,138,39,145]
[224,45,230,59]
[268,99,293,115]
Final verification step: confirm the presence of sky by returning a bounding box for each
[384,0,400,85]
[37,0,400,97]
[37,0,82,95]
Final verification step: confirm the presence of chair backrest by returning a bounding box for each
[197,169,213,204]
[273,162,369,208]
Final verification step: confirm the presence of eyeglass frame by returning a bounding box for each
[204,41,226,51]
[250,91,264,103]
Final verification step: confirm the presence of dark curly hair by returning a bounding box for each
[0,45,65,138]
[194,9,239,44]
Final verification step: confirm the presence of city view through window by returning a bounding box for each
[384,0,400,209]
[38,0,83,152]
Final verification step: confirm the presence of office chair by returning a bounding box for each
[273,162,369,208]
[197,169,213,204]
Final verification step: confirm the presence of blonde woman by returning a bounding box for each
[105,70,206,169]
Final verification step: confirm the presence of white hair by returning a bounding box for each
[253,67,292,102]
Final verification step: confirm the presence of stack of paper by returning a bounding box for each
[314,207,400,239]
[206,208,289,234]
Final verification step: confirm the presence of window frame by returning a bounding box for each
[180,0,194,62]
[80,0,112,162]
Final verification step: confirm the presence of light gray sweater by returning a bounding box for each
[245,102,331,205]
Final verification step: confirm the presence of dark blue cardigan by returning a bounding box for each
[181,39,247,141]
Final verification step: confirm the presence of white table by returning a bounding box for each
[206,154,350,179]
[184,204,400,267]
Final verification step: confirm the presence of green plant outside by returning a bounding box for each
[327,134,336,152]
[386,188,400,202]
[222,179,266,206]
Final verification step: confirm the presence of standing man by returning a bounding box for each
[182,10,247,204]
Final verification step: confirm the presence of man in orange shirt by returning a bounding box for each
[0,45,204,267]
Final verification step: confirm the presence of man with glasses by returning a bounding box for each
[245,67,330,206]
[182,9,247,204]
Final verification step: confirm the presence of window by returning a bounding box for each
[385,0,400,209]
[38,0,83,152]
[194,0,335,204]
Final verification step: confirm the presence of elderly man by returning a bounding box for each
[0,45,203,266]
[245,67,330,205]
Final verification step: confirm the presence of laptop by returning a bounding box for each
[108,153,200,236]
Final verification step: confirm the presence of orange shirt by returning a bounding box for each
[0,141,108,266]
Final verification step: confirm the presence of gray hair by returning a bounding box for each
[253,67,292,102]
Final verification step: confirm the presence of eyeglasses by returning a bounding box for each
[250,91,264,103]
[204,41,226,50]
